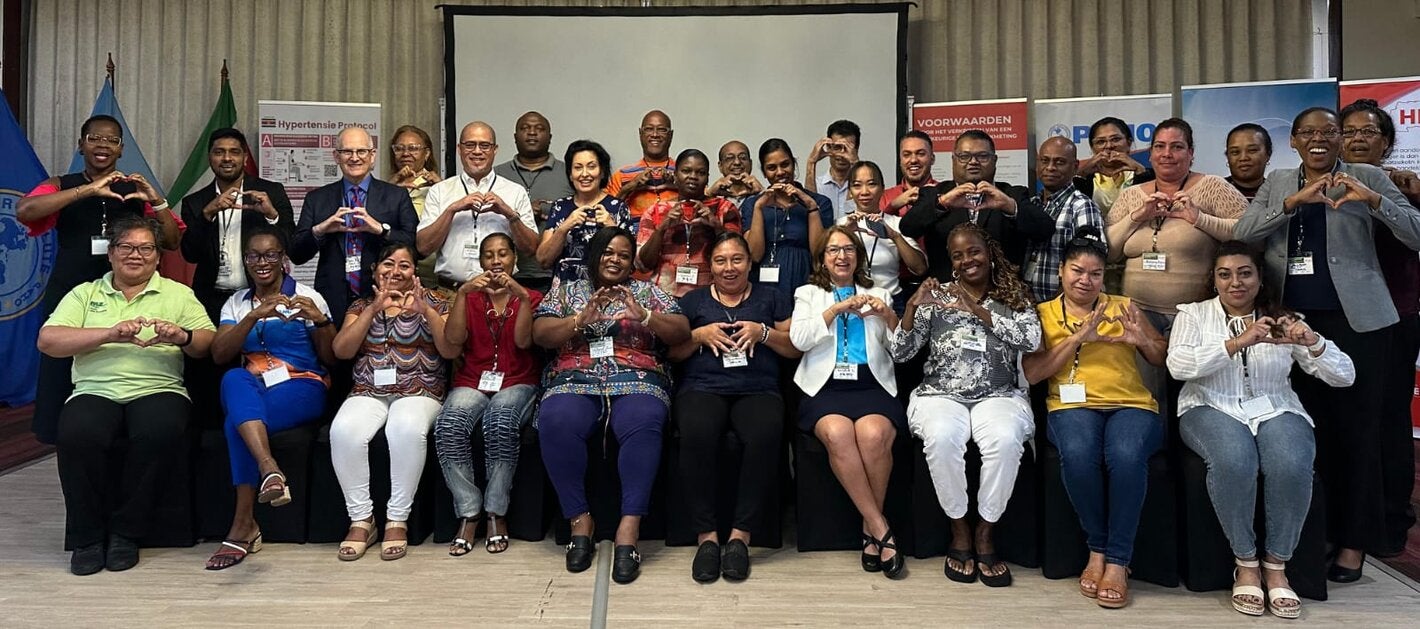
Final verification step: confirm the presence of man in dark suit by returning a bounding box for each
[900,129,1054,280]
[290,126,418,324]
[180,127,295,321]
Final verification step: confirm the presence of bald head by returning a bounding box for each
[335,127,375,183]
[638,110,673,160]
[1036,136,1079,192]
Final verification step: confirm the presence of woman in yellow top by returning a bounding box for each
[1023,226,1166,610]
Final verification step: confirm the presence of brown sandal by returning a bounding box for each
[1097,571,1131,609]
[1079,564,1103,598]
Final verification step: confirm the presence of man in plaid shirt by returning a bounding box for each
[1024,136,1104,302]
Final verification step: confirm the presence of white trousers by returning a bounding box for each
[330,395,442,522]
[907,393,1034,522]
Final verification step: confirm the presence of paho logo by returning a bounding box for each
[0,188,56,320]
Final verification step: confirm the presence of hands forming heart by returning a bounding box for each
[110,317,186,347]
[1292,172,1378,210]
[1071,301,1152,347]
[574,286,646,330]
[89,171,158,204]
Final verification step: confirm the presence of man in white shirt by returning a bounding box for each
[805,119,860,220]
[417,121,538,287]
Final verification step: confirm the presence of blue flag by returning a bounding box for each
[0,89,56,406]
[69,77,166,198]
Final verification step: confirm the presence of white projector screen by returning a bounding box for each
[443,5,907,186]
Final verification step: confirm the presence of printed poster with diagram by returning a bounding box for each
[257,101,381,284]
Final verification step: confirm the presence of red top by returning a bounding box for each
[452,289,544,390]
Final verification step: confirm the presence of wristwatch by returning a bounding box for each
[380,222,391,237]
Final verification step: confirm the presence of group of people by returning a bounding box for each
[21,102,1419,617]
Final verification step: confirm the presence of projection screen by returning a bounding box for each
[442,4,908,185]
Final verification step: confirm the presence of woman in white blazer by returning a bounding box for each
[791,224,905,579]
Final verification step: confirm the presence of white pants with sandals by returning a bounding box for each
[908,393,1034,522]
[330,394,442,522]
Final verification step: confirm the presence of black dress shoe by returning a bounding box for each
[878,529,905,580]
[612,545,642,584]
[565,535,595,573]
[692,541,720,583]
[1328,561,1363,583]
[861,533,881,572]
[106,534,139,572]
[721,539,750,581]
[70,542,105,576]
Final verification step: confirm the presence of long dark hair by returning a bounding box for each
[947,222,1032,311]
[1208,240,1287,319]
[585,226,634,288]
[807,225,873,291]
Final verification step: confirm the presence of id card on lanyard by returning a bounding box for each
[833,287,859,380]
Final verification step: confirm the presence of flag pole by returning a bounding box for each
[105,52,114,85]
[221,58,229,84]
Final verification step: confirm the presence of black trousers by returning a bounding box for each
[56,393,190,548]
[1380,313,1419,553]
[1295,310,1394,553]
[674,391,784,534]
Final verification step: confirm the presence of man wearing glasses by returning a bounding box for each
[900,129,1054,281]
[417,120,538,289]
[291,126,419,325]
[17,114,184,445]
[607,109,677,221]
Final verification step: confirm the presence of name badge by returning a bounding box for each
[344,255,362,273]
[91,237,110,255]
[478,370,505,392]
[833,362,859,380]
[959,331,987,352]
[1141,252,1167,271]
[463,241,480,260]
[373,367,398,386]
[262,366,292,387]
[1240,395,1275,419]
[217,250,234,278]
[721,351,748,368]
[675,265,699,285]
[759,266,781,283]
[589,337,614,358]
[1287,255,1314,276]
[1059,383,1087,404]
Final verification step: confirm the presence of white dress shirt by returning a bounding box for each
[419,170,535,281]
[1167,297,1356,434]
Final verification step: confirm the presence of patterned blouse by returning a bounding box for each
[347,292,452,400]
[544,195,636,289]
[889,289,1042,402]
[533,278,682,404]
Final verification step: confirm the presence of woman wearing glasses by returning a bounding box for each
[1235,106,1420,583]
[204,224,337,570]
[1073,117,1154,213]
[388,125,442,288]
[38,216,214,575]
[538,140,636,291]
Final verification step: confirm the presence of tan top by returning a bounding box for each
[1105,173,1247,314]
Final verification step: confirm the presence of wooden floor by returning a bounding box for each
[2,457,1419,627]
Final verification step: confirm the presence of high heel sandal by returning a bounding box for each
[337,519,377,561]
[1261,560,1301,619]
[449,515,480,557]
[486,514,510,554]
[257,471,291,507]
[1230,557,1265,616]
[205,532,263,570]
[381,521,409,561]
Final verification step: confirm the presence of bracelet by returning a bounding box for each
[177,328,193,348]
[313,317,334,328]
[151,200,170,212]
[759,322,771,344]
[640,308,653,326]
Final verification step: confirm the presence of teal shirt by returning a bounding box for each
[833,286,869,365]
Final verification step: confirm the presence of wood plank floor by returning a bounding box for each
[2,457,1419,627]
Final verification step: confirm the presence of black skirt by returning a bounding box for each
[797,367,907,432]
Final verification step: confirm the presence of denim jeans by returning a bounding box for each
[1047,406,1164,566]
[433,385,538,518]
[1180,406,1315,561]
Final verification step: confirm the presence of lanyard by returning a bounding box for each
[1227,312,1258,398]
[767,202,792,265]
[512,163,543,191]
[482,292,516,372]
[1150,173,1191,253]
[217,180,245,251]
[1291,165,1339,255]
[460,172,499,258]
[1059,294,1105,384]
[835,286,857,363]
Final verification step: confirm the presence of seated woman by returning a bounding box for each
[790,225,905,579]
[537,140,635,290]
[533,226,690,584]
[37,216,215,575]
[637,148,741,297]
[434,233,543,556]
[890,223,1040,587]
[329,243,452,561]
[838,160,927,313]
[1022,226,1166,609]
[669,232,799,582]
[1168,241,1354,619]
[204,225,337,570]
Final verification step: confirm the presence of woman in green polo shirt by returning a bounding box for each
[37,216,216,576]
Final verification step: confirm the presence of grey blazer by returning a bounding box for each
[1233,162,1420,333]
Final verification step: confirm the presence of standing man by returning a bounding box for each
[606,109,677,221]
[180,127,295,320]
[418,121,538,290]
[706,140,763,208]
[290,126,418,324]
[900,129,1054,280]
[494,111,571,294]
[1024,137,1104,302]
[805,119,860,220]
[882,130,937,216]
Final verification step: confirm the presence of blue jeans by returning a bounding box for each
[433,385,538,517]
[1047,407,1164,566]
[1180,407,1315,561]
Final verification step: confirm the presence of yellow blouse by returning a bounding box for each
[1036,294,1158,413]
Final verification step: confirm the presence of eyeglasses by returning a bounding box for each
[640,126,672,136]
[1090,134,1128,147]
[1291,128,1341,140]
[84,134,123,147]
[954,152,996,164]
[825,245,857,257]
[335,148,375,159]
[243,251,284,264]
[458,141,495,152]
[391,144,427,153]
[112,243,157,257]
[1341,128,1383,140]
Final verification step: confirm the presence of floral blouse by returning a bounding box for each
[889,290,1041,401]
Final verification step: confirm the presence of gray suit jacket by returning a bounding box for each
[1233,162,1420,332]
